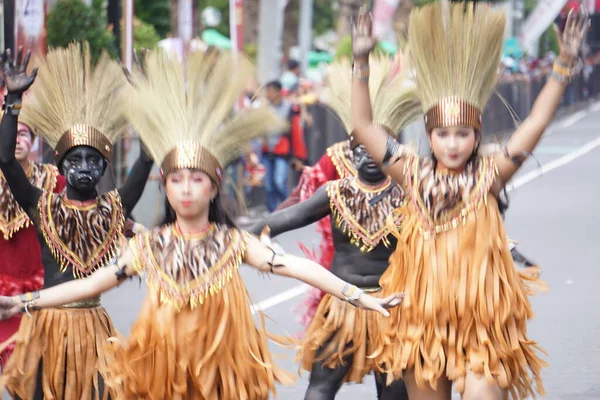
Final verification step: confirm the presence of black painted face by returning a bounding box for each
[60,146,107,191]
[353,145,386,183]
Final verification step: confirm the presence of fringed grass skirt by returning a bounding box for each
[0,306,116,400]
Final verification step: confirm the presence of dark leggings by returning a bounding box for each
[12,361,109,400]
[304,340,408,400]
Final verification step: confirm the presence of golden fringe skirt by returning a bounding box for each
[296,289,383,383]
[105,283,296,400]
[0,306,117,400]
[376,201,548,399]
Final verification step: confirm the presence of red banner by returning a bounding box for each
[230,0,244,53]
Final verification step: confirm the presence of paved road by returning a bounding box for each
[4,101,600,399]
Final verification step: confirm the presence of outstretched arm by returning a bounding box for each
[247,185,331,236]
[350,7,408,187]
[117,144,154,216]
[243,233,403,316]
[495,8,589,184]
[0,247,137,319]
[0,50,41,213]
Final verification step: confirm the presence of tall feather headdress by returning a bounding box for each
[325,56,421,147]
[20,43,128,164]
[123,50,286,187]
[408,2,505,132]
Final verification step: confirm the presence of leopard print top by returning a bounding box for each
[130,223,249,310]
[0,162,60,240]
[327,177,404,252]
[403,154,498,239]
[38,189,125,278]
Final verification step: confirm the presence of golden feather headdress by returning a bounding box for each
[20,43,128,163]
[123,50,286,187]
[325,56,421,148]
[408,2,505,132]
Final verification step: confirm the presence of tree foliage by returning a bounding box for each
[134,0,171,38]
[334,35,389,60]
[47,0,117,62]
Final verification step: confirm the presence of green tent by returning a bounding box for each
[309,51,333,67]
[201,29,232,49]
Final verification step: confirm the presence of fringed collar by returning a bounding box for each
[327,177,404,252]
[326,141,356,179]
[38,189,125,278]
[130,223,249,310]
[0,162,59,239]
[403,154,498,239]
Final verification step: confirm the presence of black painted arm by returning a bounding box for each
[247,185,331,237]
[117,146,153,216]
[0,94,41,214]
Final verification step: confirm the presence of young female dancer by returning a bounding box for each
[350,3,589,399]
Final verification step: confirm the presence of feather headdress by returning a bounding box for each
[123,50,286,187]
[325,56,421,147]
[408,2,505,132]
[20,42,128,163]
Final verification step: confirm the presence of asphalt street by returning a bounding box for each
[3,101,600,399]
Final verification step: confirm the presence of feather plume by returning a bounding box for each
[20,42,127,149]
[325,56,421,136]
[408,2,505,113]
[123,50,287,169]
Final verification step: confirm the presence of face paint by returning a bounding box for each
[60,146,107,191]
[14,126,33,162]
[353,145,386,184]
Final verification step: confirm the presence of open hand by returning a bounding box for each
[351,5,377,60]
[0,47,38,95]
[0,296,20,321]
[554,5,590,65]
[355,292,404,317]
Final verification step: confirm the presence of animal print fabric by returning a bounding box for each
[38,189,125,278]
[0,163,59,239]
[327,177,404,252]
[130,223,249,309]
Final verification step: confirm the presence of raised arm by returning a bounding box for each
[247,185,331,236]
[495,8,590,184]
[0,247,137,320]
[243,233,403,316]
[117,143,154,216]
[350,8,408,187]
[0,49,42,213]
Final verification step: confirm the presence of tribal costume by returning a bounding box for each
[0,160,66,369]
[297,175,404,384]
[372,4,547,397]
[250,58,420,398]
[0,44,152,399]
[102,50,294,399]
[279,139,356,327]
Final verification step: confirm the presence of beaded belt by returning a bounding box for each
[60,296,101,309]
[362,287,382,293]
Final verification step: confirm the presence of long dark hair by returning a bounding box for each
[159,192,237,228]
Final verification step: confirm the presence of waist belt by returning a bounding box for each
[361,287,382,293]
[60,296,101,309]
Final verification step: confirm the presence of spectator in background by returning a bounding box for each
[262,80,307,212]
[280,59,301,92]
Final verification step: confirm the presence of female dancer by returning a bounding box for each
[0,44,153,399]
[0,50,402,400]
[0,121,66,369]
[350,3,588,399]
